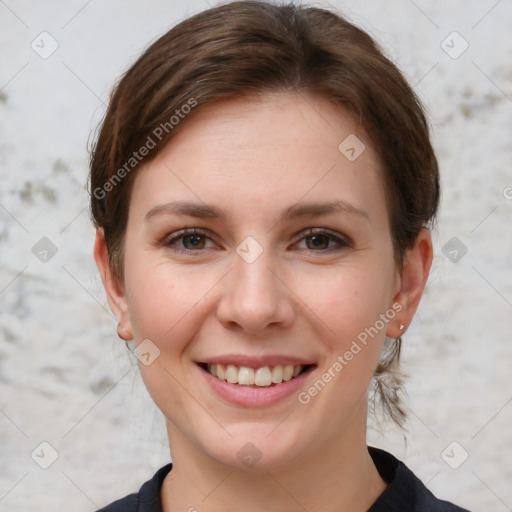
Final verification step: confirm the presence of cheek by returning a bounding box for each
[295,270,389,415]
[291,260,394,404]
[123,261,213,409]
[126,273,182,342]
[123,252,221,349]
[294,262,393,344]
[123,243,179,338]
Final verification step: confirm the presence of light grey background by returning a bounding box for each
[0,1,511,510]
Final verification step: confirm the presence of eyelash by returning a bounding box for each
[160,228,351,254]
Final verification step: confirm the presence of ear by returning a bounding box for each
[386,228,434,338]
[93,228,133,340]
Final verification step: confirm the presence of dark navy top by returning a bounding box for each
[96,447,470,511]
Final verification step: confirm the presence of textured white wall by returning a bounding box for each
[0,1,511,510]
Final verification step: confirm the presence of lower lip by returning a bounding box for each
[197,364,315,407]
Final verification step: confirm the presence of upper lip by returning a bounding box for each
[198,354,316,368]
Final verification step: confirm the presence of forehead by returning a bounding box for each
[130,92,388,226]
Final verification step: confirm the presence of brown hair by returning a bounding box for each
[88,1,439,426]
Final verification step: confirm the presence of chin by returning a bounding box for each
[202,425,306,473]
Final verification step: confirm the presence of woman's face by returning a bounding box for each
[98,92,424,471]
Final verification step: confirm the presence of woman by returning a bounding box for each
[90,1,469,510]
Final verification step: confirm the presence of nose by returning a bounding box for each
[216,247,295,334]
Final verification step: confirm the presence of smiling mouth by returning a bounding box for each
[198,363,314,387]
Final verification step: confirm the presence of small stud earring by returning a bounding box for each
[117,323,133,341]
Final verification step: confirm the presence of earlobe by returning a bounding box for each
[386,228,434,338]
[93,229,133,340]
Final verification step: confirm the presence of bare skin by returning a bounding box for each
[95,92,433,511]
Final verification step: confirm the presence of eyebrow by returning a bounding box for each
[144,199,369,222]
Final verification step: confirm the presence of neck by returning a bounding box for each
[161,411,386,512]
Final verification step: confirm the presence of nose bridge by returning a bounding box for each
[216,238,294,332]
[233,243,278,309]
[236,248,273,295]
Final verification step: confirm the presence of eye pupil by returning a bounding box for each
[308,235,328,249]
[184,235,204,248]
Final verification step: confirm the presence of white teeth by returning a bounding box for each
[271,365,283,383]
[283,365,294,381]
[238,367,255,385]
[206,363,305,387]
[254,367,272,387]
[226,364,238,384]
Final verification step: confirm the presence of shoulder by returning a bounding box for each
[368,447,471,511]
[95,463,173,512]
